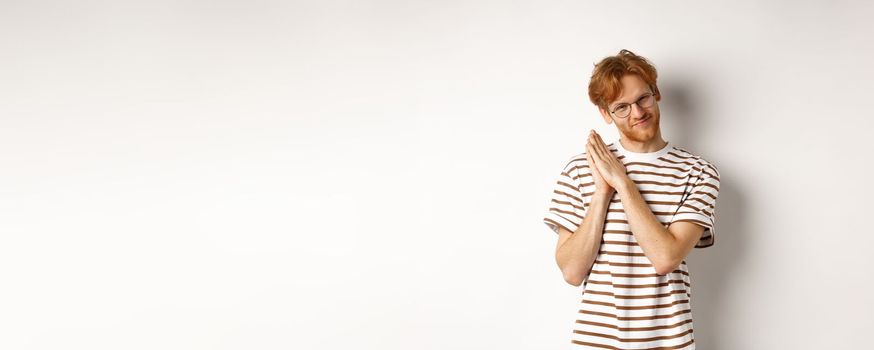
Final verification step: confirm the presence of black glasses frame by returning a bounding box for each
[609,90,656,119]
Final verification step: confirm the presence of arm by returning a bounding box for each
[615,178,705,275]
[555,190,613,286]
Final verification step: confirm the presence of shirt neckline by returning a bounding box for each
[612,139,673,162]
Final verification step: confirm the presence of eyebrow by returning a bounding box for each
[611,91,651,109]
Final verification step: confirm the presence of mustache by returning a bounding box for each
[632,114,652,123]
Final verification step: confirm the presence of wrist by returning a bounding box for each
[615,177,635,195]
[593,188,615,201]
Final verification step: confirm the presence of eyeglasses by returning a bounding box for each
[608,91,656,119]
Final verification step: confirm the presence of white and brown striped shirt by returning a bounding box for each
[543,140,720,350]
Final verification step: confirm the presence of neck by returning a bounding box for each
[619,134,668,153]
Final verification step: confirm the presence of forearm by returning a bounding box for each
[616,178,678,274]
[556,191,612,285]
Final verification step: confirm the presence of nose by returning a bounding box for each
[629,103,646,119]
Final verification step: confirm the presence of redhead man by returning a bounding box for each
[543,49,721,349]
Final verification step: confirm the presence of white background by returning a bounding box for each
[2,1,873,349]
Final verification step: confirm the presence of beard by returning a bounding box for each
[620,113,658,143]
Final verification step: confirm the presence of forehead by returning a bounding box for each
[611,75,651,105]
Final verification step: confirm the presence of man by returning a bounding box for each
[542,49,721,349]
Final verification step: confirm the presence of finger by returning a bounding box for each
[589,133,608,164]
[592,132,611,157]
[585,140,595,163]
[587,140,605,172]
[593,132,617,164]
[587,153,602,180]
[587,133,599,155]
[585,143,596,171]
[587,136,598,159]
[592,131,604,148]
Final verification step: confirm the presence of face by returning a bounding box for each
[598,74,661,144]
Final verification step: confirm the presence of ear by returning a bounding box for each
[598,106,613,125]
[652,85,662,102]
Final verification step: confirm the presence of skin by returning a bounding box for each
[555,74,706,285]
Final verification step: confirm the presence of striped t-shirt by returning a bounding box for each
[543,140,721,350]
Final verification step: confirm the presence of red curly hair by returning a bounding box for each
[588,49,661,111]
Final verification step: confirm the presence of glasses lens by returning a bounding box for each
[614,105,630,118]
[639,93,654,108]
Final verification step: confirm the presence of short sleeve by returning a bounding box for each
[543,157,589,235]
[671,160,721,248]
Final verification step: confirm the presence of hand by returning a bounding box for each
[585,139,613,196]
[586,130,629,191]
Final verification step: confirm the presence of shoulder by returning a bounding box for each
[671,145,720,179]
[562,151,592,180]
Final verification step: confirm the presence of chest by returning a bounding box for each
[603,161,698,233]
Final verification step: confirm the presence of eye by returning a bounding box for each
[614,104,629,112]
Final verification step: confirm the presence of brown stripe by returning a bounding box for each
[666,151,695,160]
[690,171,720,182]
[635,199,684,205]
[578,308,692,321]
[556,178,578,192]
[698,181,719,191]
[609,209,677,216]
[605,219,669,225]
[574,328,693,343]
[602,231,633,236]
[579,179,693,189]
[591,268,690,277]
[627,170,688,180]
[570,149,705,176]
[658,157,695,166]
[595,252,683,267]
[576,318,693,332]
[601,228,698,238]
[701,163,719,178]
[697,170,716,179]
[550,196,585,210]
[639,189,687,196]
[572,165,715,184]
[678,202,713,215]
[586,279,690,289]
[570,338,694,350]
[543,218,573,234]
[601,241,641,247]
[592,259,651,268]
[615,179,689,188]
[674,148,719,174]
[569,340,616,349]
[590,270,657,277]
[604,229,634,234]
[623,161,714,177]
[672,146,695,155]
[596,251,647,257]
[622,161,688,172]
[601,228,659,237]
[686,197,715,210]
[549,207,584,221]
[603,197,681,206]
[577,172,713,186]
[584,288,688,300]
[587,195,687,210]
[582,298,691,311]
[553,189,583,204]
[671,218,710,229]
